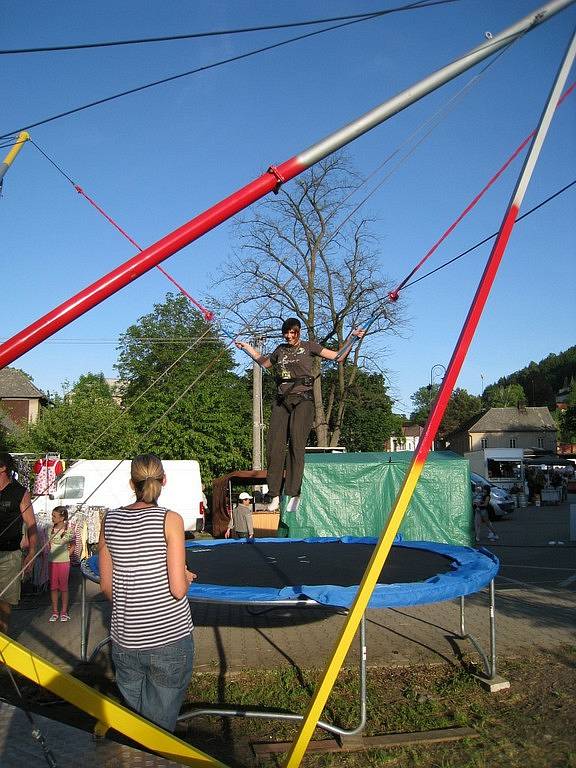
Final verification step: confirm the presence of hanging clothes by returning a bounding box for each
[33,457,64,495]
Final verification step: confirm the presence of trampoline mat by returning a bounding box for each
[186,542,454,590]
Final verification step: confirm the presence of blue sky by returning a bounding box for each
[2,0,575,417]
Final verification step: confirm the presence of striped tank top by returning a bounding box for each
[104,506,193,650]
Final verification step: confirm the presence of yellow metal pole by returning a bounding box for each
[0,632,228,768]
[0,131,29,183]
[283,464,426,767]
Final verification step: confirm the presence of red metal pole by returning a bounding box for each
[413,27,576,467]
[0,157,302,369]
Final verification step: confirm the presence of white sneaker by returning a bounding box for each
[286,496,300,513]
[487,532,498,540]
[267,496,280,512]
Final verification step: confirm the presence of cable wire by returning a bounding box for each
[0,2,456,55]
[0,0,457,138]
[404,178,576,288]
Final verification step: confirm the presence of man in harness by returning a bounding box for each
[236,318,364,512]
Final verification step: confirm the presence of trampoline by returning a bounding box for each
[181,536,498,607]
[81,537,501,738]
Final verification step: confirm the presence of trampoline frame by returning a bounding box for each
[80,539,501,738]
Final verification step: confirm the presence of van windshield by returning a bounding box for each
[58,476,85,500]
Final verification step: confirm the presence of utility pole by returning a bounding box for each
[251,335,265,470]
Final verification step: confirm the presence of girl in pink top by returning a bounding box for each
[49,506,74,622]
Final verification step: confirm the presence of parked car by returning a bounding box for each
[470,471,514,519]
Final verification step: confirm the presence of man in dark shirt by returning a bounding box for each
[236,318,364,512]
[0,452,37,634]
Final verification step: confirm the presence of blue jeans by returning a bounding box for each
[112,633,194,732]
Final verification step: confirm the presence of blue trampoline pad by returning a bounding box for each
[182,537,499,608]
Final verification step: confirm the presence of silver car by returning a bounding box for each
[471,472,514,518]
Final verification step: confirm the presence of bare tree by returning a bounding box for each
[213,153,404,446]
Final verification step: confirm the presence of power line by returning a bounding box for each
[0,0,457,138]
[0,2,455,55]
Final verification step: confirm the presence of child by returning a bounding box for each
[473,486,499,543]
[225,492,254,540]
[49,506,74,622]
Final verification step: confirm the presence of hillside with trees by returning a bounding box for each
[406,346,576,441]
[487,346,576,408]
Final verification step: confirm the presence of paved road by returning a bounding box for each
[8,501,575,676]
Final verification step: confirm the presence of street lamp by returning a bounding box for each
[430,363,447,391]
[428,364,447,451]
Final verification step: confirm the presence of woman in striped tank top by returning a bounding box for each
[98,454,197,732]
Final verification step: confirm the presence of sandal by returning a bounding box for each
[49,614,59,622]
[60,613,70,622]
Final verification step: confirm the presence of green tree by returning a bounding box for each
[0,406,17,451]
[558,380,576,444]
[116,293,252,483]
[409,385,436,426]
[410,386,483,442]
[213,153,404,447]
[482,382,526,408]
[486,346,576,408]
[20,373,134,459]
[322,370,402,452]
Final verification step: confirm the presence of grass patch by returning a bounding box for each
[181,646,576,767]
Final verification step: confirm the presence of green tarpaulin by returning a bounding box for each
[279,451,473,546]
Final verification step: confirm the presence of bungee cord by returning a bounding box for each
[0,666,58,767]
[391,79,576,297]
[404,177,576,288]
[29,137,272,371]
[29,138,214,324]
[335,79,575,361]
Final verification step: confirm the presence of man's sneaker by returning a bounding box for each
[267,496,280,512]
[487,532,498,540]
[49,614,59,622]
[286,496,300,513]
[60,613,70,622]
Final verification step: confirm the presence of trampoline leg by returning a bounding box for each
[460,581,509,691]
[458,593,491,677]
[81,572,111,664]
[178,614,368,737]
[80,575,86,662]
[489,579,497,680]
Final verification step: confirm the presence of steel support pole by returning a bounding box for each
[1,0,573,369]
[251,336,264,470]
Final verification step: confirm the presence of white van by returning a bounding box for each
[33,459,205,532]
